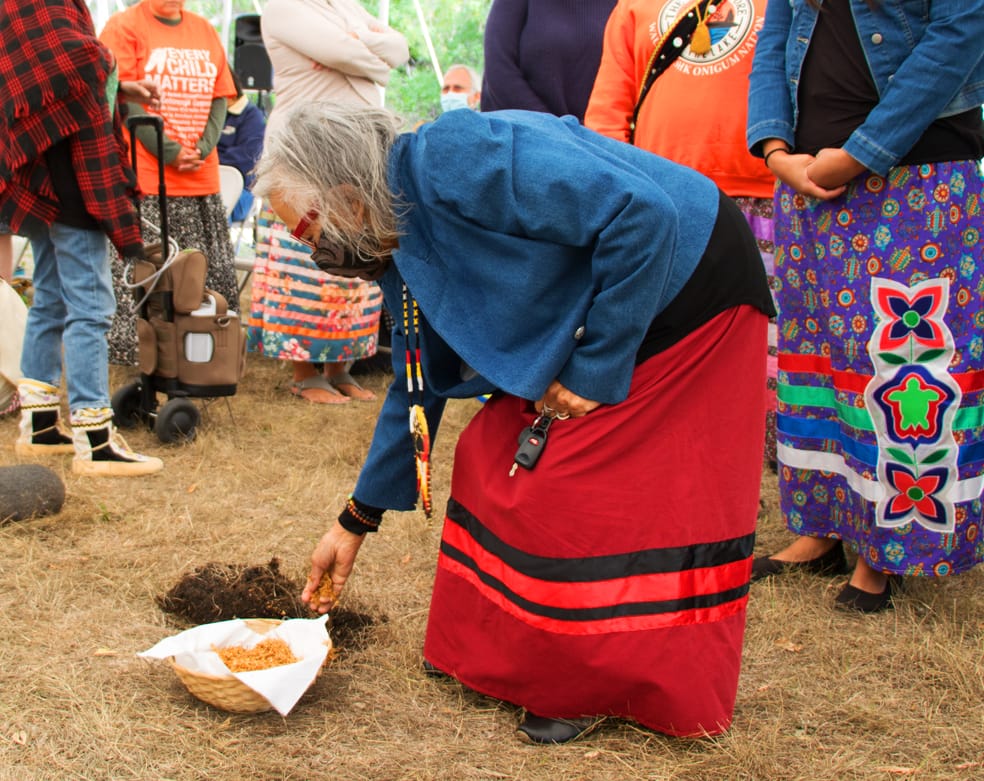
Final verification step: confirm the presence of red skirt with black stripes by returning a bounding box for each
[423,305,768,737]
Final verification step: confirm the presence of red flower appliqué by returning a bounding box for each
[884,463,949,526]
[874,280,946,351]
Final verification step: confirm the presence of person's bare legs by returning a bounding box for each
[0,234,14,283]
[292,360,349,404]
[847,556,889,594]
[324,361,376,401]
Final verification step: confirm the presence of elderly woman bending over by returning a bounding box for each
[254,103,775,743]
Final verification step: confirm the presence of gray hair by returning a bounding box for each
[444,64,482,97]
[253,102,403,257]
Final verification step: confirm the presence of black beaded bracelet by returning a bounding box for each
[764,146,791,167]
[338,496,384,535]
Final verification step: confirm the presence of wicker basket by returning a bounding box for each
[169,618,308,714]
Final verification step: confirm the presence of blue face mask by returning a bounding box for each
[440,92,471,113]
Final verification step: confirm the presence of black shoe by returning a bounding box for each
[834,576,898,614]
[422,659,447,678]
[751,540,849,582]
[516,714,596,745]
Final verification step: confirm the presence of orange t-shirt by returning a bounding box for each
[586,0,773,199]
[101,2,237,197]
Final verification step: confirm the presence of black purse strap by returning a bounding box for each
[628,0,716,144]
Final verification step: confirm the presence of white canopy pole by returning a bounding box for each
[95,0,109,31]
[221,0,233,54]
[87,0,126,33]
[412,0,444,87]
[88,0,110,32]
[377,0,391,103]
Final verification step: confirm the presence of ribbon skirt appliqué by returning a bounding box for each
[865,277,962,533]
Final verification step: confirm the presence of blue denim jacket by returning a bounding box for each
[747,0,984,175]
[351,109,721,510]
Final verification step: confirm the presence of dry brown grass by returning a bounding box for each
[1,345,983,781]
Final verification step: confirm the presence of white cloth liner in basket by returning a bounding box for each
[138,614,331,715]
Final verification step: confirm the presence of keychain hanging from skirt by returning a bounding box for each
[510,405,565,476]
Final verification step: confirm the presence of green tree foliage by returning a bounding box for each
[363,0,490,123]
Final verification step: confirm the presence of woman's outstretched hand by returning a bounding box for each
[301,520,366,613]
[536,379,600,419]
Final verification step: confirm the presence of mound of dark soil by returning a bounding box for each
[157,558,382,650]
[327,607,380,651]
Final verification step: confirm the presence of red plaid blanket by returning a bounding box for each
[0,0,142,257]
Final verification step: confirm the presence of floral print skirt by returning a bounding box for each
[246,207,381,364]
[774,161,984,576]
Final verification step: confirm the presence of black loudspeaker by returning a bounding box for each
[233,14,273,91]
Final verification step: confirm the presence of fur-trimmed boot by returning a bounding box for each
[71,407,163,476]
[15,379,74,456]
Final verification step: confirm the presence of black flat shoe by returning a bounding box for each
[751,540,849,582]
[834,577,898,614]
[516,714,597,745]
[422,659,448,678]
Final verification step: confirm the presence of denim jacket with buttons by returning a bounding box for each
[746,0,984,175]
[351,109,722,510]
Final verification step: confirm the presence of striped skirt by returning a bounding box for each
[774,161,984,576]
[424,305,768,736]
[245,207,382,364]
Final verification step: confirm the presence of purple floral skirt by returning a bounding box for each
[735,195,778,466]
[774,161,984,576]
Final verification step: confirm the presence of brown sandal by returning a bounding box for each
[290,375,350,404]
[327,370,376,401]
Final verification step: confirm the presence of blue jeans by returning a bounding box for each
[21,222,115,412]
